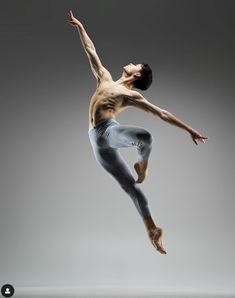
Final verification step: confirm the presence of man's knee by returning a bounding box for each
[137,131,152,145]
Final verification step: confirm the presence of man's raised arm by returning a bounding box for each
[66,10,111,81]
[125,91,208,145]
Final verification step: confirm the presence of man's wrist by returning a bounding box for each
[186,126,195,134]
[75,21,82,28]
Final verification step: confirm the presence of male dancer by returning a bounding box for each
[67,10,207,254]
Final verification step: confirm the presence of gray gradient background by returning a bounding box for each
[0,0,235,296]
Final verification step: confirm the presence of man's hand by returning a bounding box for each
[190,130,208,145]
[66,10,80,27]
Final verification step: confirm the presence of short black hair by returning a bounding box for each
[133,63,152,90]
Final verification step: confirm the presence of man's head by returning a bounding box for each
[123,63,152,90]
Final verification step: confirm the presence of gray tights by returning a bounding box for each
[88,118,153,219]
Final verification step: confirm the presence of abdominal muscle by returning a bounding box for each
[88,84,128,129]
[89,108,117,130]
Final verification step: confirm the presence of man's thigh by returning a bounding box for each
[107,124,151,149]
[95,147,135,186]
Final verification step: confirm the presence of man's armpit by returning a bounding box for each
[122,94,147,107]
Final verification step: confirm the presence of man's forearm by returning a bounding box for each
[75,21,95,51]
[137,100,194,134]
[162,110,194,134]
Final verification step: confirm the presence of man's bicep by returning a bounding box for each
[86,48,112,80]
[126,93,165,118]
[85,48,102,76]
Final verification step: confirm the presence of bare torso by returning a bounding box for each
[88,80,132,129]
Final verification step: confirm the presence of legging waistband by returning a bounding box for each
[88,118,119,132]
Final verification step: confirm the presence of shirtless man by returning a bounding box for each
[67,10,208,254]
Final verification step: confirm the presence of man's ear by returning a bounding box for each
[134,72,141,79]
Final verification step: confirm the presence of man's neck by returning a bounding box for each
[117,74,134,89]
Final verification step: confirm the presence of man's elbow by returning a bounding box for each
[160,110,170,121]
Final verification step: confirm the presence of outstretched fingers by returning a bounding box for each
[67,10,74,21]
[196,136,208,144]
[66,10,79,27]
[191,133,208,145]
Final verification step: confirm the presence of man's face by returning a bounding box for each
[123,63,143,76]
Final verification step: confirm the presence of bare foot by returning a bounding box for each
[134,161,148,183]
[148,227,167,254]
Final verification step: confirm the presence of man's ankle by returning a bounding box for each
[140,160,148,166]
[143,216,156,231]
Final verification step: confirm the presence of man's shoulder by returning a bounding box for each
[124,89,143,100]
[96,77,114,91]
[99,67,113,82]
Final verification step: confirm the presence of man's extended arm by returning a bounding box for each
[67,10,111,81]
[126,92,208,145]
